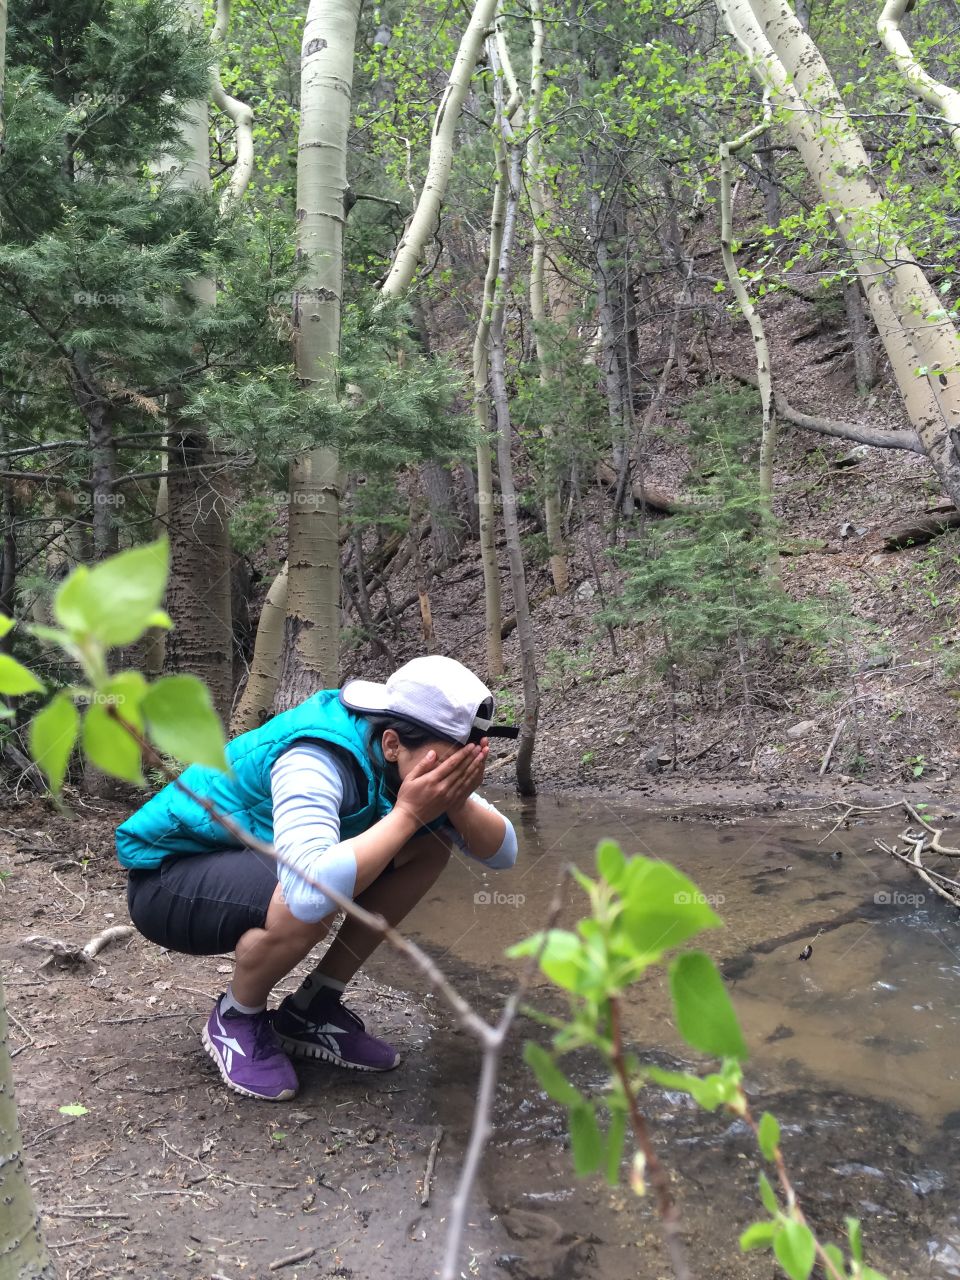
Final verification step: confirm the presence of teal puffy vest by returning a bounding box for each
[115,690,394,869]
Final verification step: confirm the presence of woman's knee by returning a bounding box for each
[394,829,453,872]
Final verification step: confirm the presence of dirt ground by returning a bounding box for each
[3,794,959,1280]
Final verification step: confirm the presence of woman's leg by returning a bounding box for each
[231,884,332,1006]
[315,828,451,985]
[272,830,452,1071]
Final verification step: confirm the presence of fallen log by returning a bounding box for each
[595,462,680,514]
[881,510,960,551]
[730,372,925,454]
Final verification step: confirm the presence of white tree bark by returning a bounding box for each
[526,0,568,595]
[232,561,288,732]
[473,139,507,679]
[878,0,960,157]
[210,0,255,213]
[719,0,960,506]
[0,979,56,1279]
[274,0,361,712]
[379,0,499,297]
[719,95,779,519]
[488,37,539,794]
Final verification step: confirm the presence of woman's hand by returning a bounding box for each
[395,742,488,827]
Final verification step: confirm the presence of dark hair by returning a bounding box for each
[363,714,439,798]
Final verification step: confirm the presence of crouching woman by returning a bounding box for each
[116,656,519,1101]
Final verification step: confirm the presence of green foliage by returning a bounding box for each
[1,538,227,791]
[511,838,887,1280]
[608,387,822,689]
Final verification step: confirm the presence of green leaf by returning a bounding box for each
[510,929,584,992]
[0,613,14,638]
[141,675,227,771]
[645,1064,740,1111]
[740,1221,777,1251]
[846,1217,863,1263]
[758,1111,780,1160]
[758,1172,779,1215]
[82,688,145,786]
[569,1103,603,1176]
[596,839,626,886]
[822,1243,845,1271]
[604,1108,627,1185]
[669,951,748,1060]
[617,858,722,955]
[53,537,169,647]
[0,654,44,696]
[773,1220,816,1280]
[29,694,80,792]
[58,1104,88,1116]
[523,1042,582,1106]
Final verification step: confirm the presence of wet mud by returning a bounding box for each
[2,793,959,1278]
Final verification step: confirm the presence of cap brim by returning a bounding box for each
[339,679,392,715]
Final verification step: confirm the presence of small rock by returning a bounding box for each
[786,719,817,739]
[574,579,596,601]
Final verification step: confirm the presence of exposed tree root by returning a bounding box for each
[22,925,135,971]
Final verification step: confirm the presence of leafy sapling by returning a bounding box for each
[0,537,227,792]
[509,839,888,1280]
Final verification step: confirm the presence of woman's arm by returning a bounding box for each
[443,792,518,869]
[271,741,490,921]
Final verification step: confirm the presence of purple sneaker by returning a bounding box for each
[202,997,299,1101]
[273,989,400,1072]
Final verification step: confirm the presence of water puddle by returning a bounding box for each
[394,793,960,1278]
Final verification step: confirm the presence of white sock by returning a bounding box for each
[290,971,346,1011]
[220,986,266,1017]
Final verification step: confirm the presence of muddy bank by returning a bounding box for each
[2,794,959,1278]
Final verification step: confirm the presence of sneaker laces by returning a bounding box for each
[251,1011,283,1060]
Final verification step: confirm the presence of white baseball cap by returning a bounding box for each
[339,656,519,745]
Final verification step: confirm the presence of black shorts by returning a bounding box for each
[127,848,278,956]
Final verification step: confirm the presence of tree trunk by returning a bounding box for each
[162,433,234,720]
[489,52,539,796]
[0,976,57,1279]
[274,0,362,712]
[421,459,464,566]
[721,0,960,507]
[379,0,499,296]
[0,416,16,623]
[719,97,779,561]
[414,302,466,565]
[527,0,568,595]
[158,0,234,718]
[232,561,287,733]
[589,180,633,519]
[473,139,507,680]
[842,275,877,394]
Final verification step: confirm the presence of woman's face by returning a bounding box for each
[381,729,459,780]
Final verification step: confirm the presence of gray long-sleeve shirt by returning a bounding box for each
[270,742,518,922]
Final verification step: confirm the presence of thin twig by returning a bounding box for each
[420,1125,444,1207]
[610,997,691,1280]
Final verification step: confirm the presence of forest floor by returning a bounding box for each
[5,794,960,1280]
[307,281,960,804]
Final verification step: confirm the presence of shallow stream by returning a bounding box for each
[395,794,960,1278]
